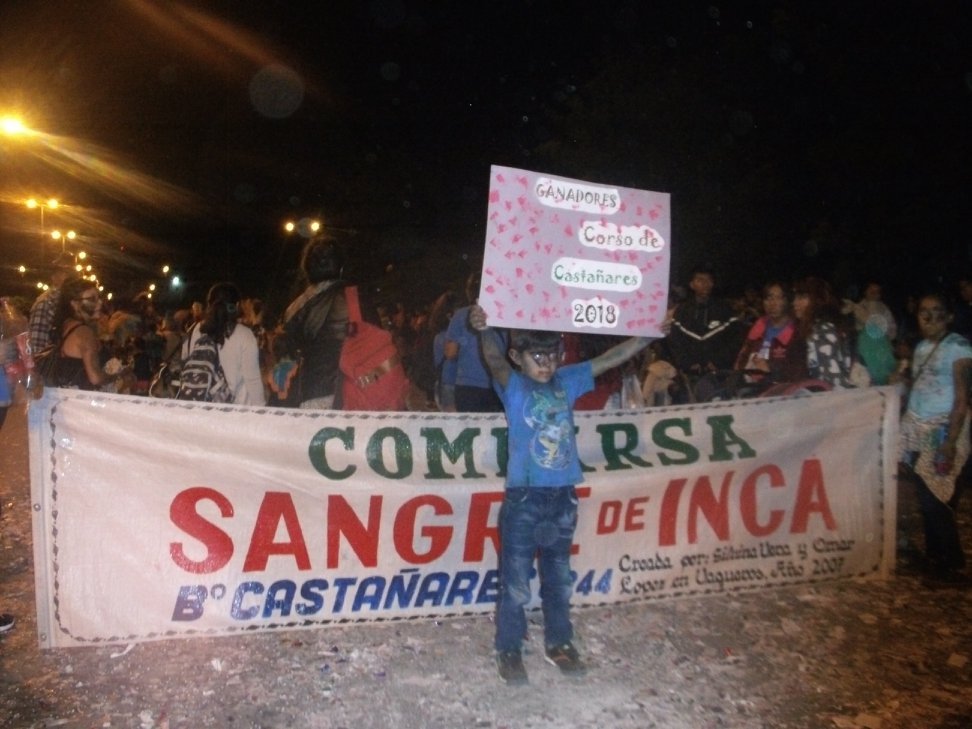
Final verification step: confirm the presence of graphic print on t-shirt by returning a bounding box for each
[523,384,573,470]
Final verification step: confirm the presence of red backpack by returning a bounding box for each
[339,286,409,411]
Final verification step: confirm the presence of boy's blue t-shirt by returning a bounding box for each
[495,361,594,488]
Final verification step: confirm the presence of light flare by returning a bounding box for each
[25,131,202,215]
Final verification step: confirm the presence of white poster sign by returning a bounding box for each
[479,165,671,337]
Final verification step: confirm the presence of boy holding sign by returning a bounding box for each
[468,303,652,684]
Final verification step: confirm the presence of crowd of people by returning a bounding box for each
[6,249,955,417]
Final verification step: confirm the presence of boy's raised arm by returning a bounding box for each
[469,304,512,388]
[590,336,653,378]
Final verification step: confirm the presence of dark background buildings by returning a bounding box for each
[1,1,970,318]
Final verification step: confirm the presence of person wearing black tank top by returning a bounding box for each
[49,279,131,391]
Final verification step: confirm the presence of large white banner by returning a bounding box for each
[28,387,899,648]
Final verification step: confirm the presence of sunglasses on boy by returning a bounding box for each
[527,349,564,366]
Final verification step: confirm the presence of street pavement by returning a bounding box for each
[1,402,971,729]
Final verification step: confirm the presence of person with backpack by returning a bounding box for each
[179,283,265,405]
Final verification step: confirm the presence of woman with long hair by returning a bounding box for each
[46,278,129,390]
[899,291,972,584]
[182,282,265,405]
[792,276,854,389]
[723,281,806,398]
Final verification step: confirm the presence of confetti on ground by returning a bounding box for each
[1,409,970,728]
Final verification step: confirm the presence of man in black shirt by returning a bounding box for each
[665,264,745,389]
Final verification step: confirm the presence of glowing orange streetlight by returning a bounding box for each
[50,229,76,252]
[1,116,28,135]
[283,217,322,238]
[26,197,58,234]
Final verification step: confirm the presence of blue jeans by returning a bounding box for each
[494,486,578,652]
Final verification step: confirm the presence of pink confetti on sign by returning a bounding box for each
[480,165,671,337]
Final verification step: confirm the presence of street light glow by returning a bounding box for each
[51,229,77,253]
[283,217,322,237]
[26,198,58,210]
[1,116,27,135]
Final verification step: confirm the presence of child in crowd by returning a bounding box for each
[468,303,652,684]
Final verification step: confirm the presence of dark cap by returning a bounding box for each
[300,236,344,284]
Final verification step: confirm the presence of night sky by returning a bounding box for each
[1,0,970,317]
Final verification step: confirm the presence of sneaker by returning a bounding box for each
[545,642,586,674]
[0,614,14,634]
[496,650,528,685]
